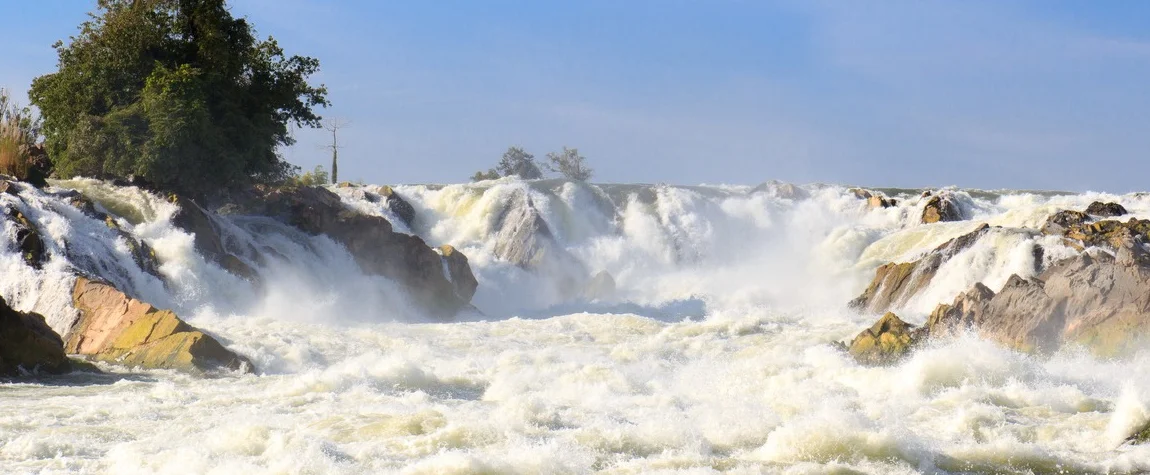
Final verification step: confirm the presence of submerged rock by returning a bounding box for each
[65,277,253,374]
[582,270,617,301]
[1085,201,1127,217]
[169,195,257,280]
[921,192,964,224]
[6,208,46,269]
[845,312,925,366]
[0,296,70,376]
[850,224,992,313]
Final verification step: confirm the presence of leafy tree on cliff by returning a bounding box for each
[495,146,543,179]
[30,0,328,196]
[470,168,500,182]
[545,146,593,181]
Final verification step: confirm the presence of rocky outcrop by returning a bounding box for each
[491,190,589,294]
[1040,210,1090,236]
[378,185,416,228]
[752,180,809,200]
[922,192,965,224]
[169,195,257,280]
[6,208,45,269]
[0,296,70,376]
[582,270,617,300]
[927,240,1150,356]
[850,224,992,313]
[1085,201,1127,217]
[849,188,897,209]
[437,245,478,303]
[65,277,252,373]
[844,312,925,366]
[239,186,473,318]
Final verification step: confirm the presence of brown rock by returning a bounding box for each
[6,209,45,269]
[438,245,479,302]
[0,296,69,376]
[1085,201,1127,217]
[850,224,992,313]
[66,277,252,373]
[845,312,925,366]
[922,193,964,224]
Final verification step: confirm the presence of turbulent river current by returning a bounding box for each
[2,178,1150,474]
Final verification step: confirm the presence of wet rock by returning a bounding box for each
[850,224,992,313]
[845,312,925,366]
[438,245,479,302]
[0,179,16,195]
[922,192,965,224]
[0,295,70,376]
[66,277,253,374]
[1040,210,1090,236]
[582,270,617,300]
[924,237,1150,356]
[868,195,897,209]
[169,194,258,281]
[752,180,809,200]
[378,185,416,228]
[6,208,46,269]
[101,215,164,281]
[1085,201,1127,217]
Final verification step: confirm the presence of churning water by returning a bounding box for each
[2,178,1150,473]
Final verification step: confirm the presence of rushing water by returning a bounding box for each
[2,177,1150,474]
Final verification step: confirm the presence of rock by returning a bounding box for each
[437,245,479,303]
[1040,210,1090,236]
[924,238,1150,356]
[101,214,164,281]
[378,186,416,228]
[6,208,46,269]
[582,270,616,300]
[845,312,925,366]
[0,180,16,195]
[490,190,588,296]
[1085,201,1127,217]
[922,192,964,224]
[1127,423,1150,445]
[1056,217,1150,252]
[868,195,896,209]
[0,295,70,376]
[169,195,259,281]
[752,180,809,200]
[65,277,253,373]
[850,224,992,313]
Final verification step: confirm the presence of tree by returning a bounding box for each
[545,146,593,181]
[291,164,328,186]
[470,168,500,182]
[322,118,348,184]
[30,0,329,197]
[496,146,543,179]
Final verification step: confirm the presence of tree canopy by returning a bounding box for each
[546,146,592,181]
[496,146,543,179]
[30,0,328,196]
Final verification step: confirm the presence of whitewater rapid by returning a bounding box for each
[2,178,1150,473]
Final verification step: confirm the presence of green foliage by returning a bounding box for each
[546,146,593,181]
[291,164,328,186]
[496,146,543,179]
[30,0,328,196]
[470,168,500,182]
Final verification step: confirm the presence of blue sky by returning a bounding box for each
[5,1,1150,191]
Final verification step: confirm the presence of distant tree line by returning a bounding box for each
[471,146,594,182]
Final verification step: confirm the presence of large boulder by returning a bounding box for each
[491,190,589,295]
[844,312,925,366]
[1085,201,1127,217]
[0,296,70,376]
[169,195,257,279]
[437,245,478,303]
[377,185,416,229]
[925,238,1150,356]
[921,192,964,224]
[850,224,991,313]
[849,188,897,209]
[1040,210,1090,236]
[65,277,253,373]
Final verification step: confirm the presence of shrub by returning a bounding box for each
[496,146,543,179]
